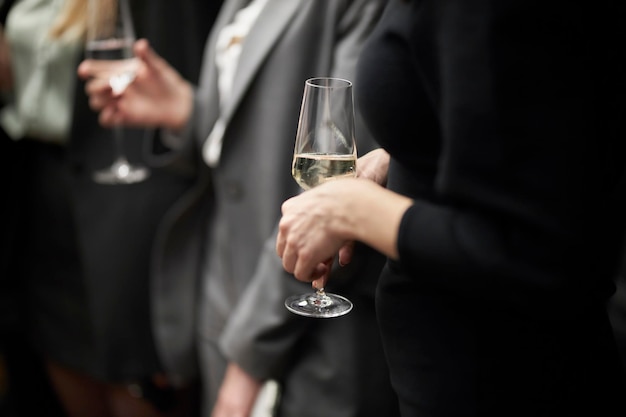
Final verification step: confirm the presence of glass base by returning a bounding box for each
[93,161,150,185]
[285,291,353,318]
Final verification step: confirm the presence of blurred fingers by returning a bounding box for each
[84,77,114,110]
[98,105,118,127]
[338,241,355,267]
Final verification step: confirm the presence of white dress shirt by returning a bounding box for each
[202,0,268,167]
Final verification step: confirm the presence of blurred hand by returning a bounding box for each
[77,38,193,131]
[212,362,262,417]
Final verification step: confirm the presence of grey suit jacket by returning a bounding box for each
[153,0,399,415]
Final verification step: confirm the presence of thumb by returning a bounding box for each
[133,38,168,74]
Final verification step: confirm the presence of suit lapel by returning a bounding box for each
[220,0,303,123]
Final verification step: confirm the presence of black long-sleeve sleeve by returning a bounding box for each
[358,0,626,317]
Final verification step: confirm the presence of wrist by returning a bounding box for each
[166,80,193,132]
[331,179,375,242]
[347,179,412,260]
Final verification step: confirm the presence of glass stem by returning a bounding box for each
[112,125,129,165]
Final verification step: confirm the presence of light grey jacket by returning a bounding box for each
[151,0,399,415]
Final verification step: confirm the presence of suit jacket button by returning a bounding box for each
[224,181,243,200]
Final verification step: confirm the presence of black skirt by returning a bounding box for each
[6,137,95,373]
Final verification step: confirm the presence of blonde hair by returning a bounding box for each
[50,0,119,41]
[49,0,88,40]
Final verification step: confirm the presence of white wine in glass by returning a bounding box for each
[85,0,150,184]
[285,77,357,318]
[292,153,356,190]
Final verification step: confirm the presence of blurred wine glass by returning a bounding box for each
[85,0,150,184]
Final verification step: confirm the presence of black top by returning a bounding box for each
[357,0,626,415]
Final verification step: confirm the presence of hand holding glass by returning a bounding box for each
[85,0,149,184]
[285,77,357,318]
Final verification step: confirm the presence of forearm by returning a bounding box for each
[340,179,413,260]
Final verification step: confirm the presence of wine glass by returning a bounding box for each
[284,77,357,318]
[85,0,150,184]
